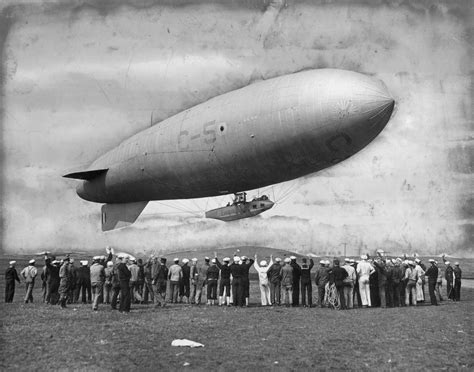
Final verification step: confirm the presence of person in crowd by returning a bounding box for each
[453,262,462,301]
[41,258,50,303]
[137,259,145,302]
[330,259,348,310]
[117,254,132,313]
[168,258,182,304]
[281,258,293,307]
[230,256,244,306]
[290,256,301,307]
[58,257,71,308]
[267,257,282,306]
[194,257,209,305]
[90,256,105,311]
[5,261,20,303]
[142,257,155,304]
[444,261,455,300]
[342,258,356,309]
[206,259,219,305]
[21,259,38,304]
[390,259,403,307]
[241,256,255,307]
[128,259,142,304]
[435,261,443,302]
[399,260,409,306]
[356,255,375,308]
[110,257,122,310]
[414,258,425,303]
[104,261,114,304]
[67,258,77,304]
[190,258,198,304]
[373,257,388,308]
[179,258,190,304]
[153,257,168,307]
[215,256,231,306]
[352,260,362,308]
[300,257,314,307]
[315,260,330,307]
[46,259,60,305]
[75,260,91,304]
[253,254,273,306]
[404,261,418,306]
[424,259,439,306]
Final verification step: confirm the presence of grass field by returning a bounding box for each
[1,255,473,371]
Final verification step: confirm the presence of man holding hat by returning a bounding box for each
[424,259,439,306]
[5,261,20,303]
[21,259,38,303]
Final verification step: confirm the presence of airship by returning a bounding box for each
[63,68,395,231]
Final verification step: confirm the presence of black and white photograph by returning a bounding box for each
[1,0,472,370]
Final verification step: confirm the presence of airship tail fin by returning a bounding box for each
[63,168,108,180]
[101,201,148,232]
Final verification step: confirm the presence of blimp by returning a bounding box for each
[63,68,395,231]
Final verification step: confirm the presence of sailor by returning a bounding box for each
[356,255,375,308]
[280,258,293,306]
[190,258,198,304]
[342,258,356,309]
[240,256,254,307]
[75,260,91,304]
[290,256,301,307]
[58,257,71,308]
[331,259,348,310]
[444,261,455,300]
[453,262,462,301]
[414,258,425,303]
[5,261,20,303]
[267,258,282,306]
[424,259,439,306]
[230,256,244,306]
[194,257,209,305]
[253,254,273,306]
[128,259,142,304]
[314,260,329,307]
[153,257,168,307]
[206,259,219,305]
[179,258,190,304]
[142,257,155,304]
[435,261,443,302]
[21,259,38,304]
[300,257,314,307]
[373,257,388,308]
[214,256,231,306]
[104,261,114,304]
[404,261,418,306]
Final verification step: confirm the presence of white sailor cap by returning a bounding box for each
[284,257,291,263]
[191,258,198,262]
[52,260,59,264]
[29,259,35,264]
[106,261,114,267]
[260,260,267,267]
[174,258,179,262]
[445,261,450,265]
[204,256,210,261]
[182,258,189,264]
[241,256,248,260]
[93,256,100,261]
[233,256,240,262]
[408,260,415,266]
[9,260,16,265]
[428,259,435,263]
[81,260,88,266]
[454,262,459,265]
[361,254,368,260]
[211,258,217,264]
[319,260,325,264]
[275,257,281,262]
[344,258,351,263]
[290,256,296,260]
[415,258,421,263]
[223,257,230,262]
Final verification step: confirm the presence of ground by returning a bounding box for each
[1,256,473,371]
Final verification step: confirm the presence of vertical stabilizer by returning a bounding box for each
[101,202,148,231]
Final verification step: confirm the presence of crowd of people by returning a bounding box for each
[4,248,464,312]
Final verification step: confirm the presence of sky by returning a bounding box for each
[1,0,472,257]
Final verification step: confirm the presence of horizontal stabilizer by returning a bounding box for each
[101,202,148,232]
[63,168,108,181]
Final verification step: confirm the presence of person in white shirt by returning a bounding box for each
[21,259,38,304]
[414,259,425,303]
[356,255,375,308]
[253,254,273,306]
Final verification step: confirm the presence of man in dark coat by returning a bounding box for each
[179,259,191,304]
[75,260,91,304]
[424,259,439,306]
[314,260,329,307]
[444,261,455,300]
[45,259,60,305]
[267,258,282,306]
[300,257,314,307]
[215,256,231,306]
[152,257,168,307]
[230,256,244,306]
[330,259,348,310]
[5,261,20,303]
[117,255,132,312]
[290,256,301,307]
[453,262,462,301]
[240,256,254,307]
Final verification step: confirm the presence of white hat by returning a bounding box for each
[223,257,230,262]
[69,258,74,263]
[204,256,210,261]
[324,260,331,265]
[233,256,240,262]
[319,260,325,264]
[174,258,179,262]
[211,258,217,264]
[107,261,114,267]
[93,256,100,261]
[344,258,351,263]
[241,256,248,260]
[290,256,296,260]
[284,257,291,263]
[428,259,435,263]
[408,260,414,266]
[260,260,267,267]
[275,257,281,262]
[182,258,189,264]
[29,259,35,264]
[415,258,421,263]
[52,260,59,264]
[81,260,88,266]
[361,254,368,260]
[454,262,459,265]
[9,260,16,265]
[445,261,450,265]
[192,258,198,262]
